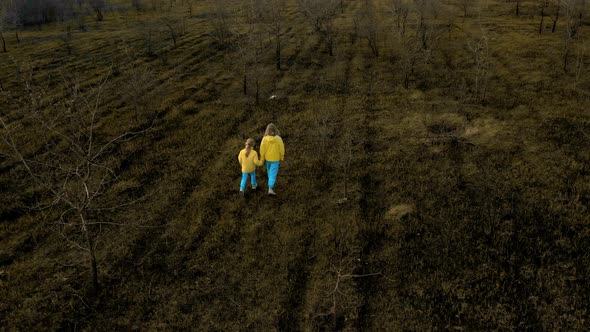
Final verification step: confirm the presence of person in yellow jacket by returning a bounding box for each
[238,138,263,195]
[259,123,284,196]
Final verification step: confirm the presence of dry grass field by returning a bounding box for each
[1,0,590,330]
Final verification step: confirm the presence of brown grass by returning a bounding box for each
[1,0,590,330]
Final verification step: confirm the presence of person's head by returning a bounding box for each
[244,138,255,156]
[265,123,280,136]
[245,138,255,148]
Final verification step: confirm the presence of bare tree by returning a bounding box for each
[209,0,233,48]
[574,36,587,85]
[163,15,183,48]
[467,34,489,101]
[413,0,440,49]
[298,0,339,55]
[552,0,561,33]
[337,130,362,204]
[311,250,381,326]
[121,64,157,121]
[387,2,419,84]
[60,24,74,55]
[442,2,459,40]
[143,23,156,56]
[234,0,265,103]
[257,0,286,70]
[0,28,6,53]
[562,0,583,72]
[0,69,151,293]
[9,4,20,42]
[457,0,475,17]
[0,2,8,52]
[298,0,332,31]
[537,0,549,33]
[112,38,160,115]
[355,3,379,57]
[89,0,105,21]
[395,34,422,88]
[576,0,587,19]
[131,0,144,11]
[386,0,410,36]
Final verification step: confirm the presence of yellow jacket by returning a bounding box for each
[260,135,284,162]
[238,149,263,173]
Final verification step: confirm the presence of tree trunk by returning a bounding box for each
[552,1,560,33]
[343,150,351,200]
[539,7,545,34]
[343,166,348,200]
[255,78,259,105]
[88,233,99,293]
[95,8,104,21]
[404,72,410,88]
[563,48,569,73]
[81,214,99,294]
[322,29,334,56]
[15,31,20,43]
[563,33,570,73]
[166,23,177,47]
[369,38,379,57]
[402,13,407,35]
[1,32,6,53]
[516,0,520,16]
[275,35,281,70]
[243,72,247,95]
[419,12,427,50]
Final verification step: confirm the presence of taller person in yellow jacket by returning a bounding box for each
[260,123,284,196]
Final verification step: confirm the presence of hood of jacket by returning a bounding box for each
[265,135,281,144]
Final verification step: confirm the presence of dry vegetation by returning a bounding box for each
[1,0,590,330]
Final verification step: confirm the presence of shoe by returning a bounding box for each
[251,186,257,191]
[239,190,245,197]
[268,189,277,196]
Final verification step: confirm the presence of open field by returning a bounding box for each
[1,0,590,330]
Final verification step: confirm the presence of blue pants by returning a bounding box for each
[240,172,257,191]
[266,161,280,189]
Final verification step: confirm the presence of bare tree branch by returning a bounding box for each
[90,123,154,161]
[1,67,152,293]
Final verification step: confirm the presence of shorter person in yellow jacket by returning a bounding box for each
[260,123,284,196]
[238,138,263,195]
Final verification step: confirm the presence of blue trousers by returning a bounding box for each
[266,161,280,189]
[240,172,257,191]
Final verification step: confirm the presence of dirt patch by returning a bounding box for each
[463,118,502,146]
[385,203,415,221]
[421,113,467,147]
[409,90,425,100]
[427,123,457,135]
[416,112,503,148]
